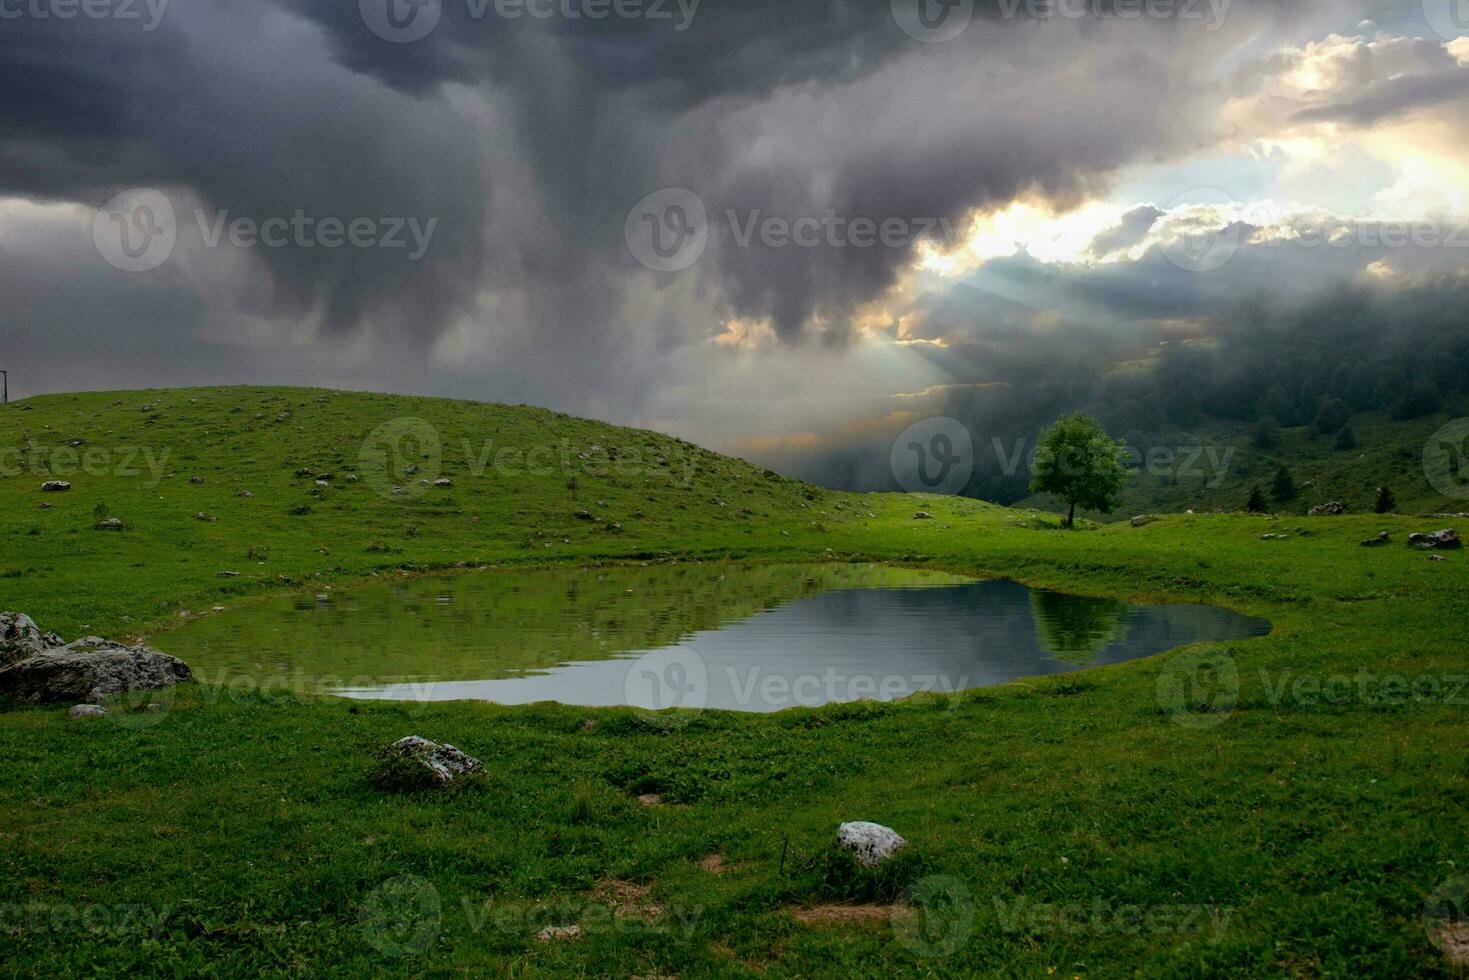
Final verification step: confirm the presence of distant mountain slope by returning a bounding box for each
[1019,410,1469,520]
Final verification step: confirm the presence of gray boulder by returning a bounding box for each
[1308,502,1346,517]
[41,481,71,492]
[0,638,193,704]
[69,704,107,719]
[836,821,908,868]
[95,518,125,531]
[1410,529,1461,551]
[0,613,50,666]
[383,736,484,785]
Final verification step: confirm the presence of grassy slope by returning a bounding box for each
[1020,409,1469,521]
[1,388,1467,978]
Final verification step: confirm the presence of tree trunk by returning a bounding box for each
[1067,501,1076,528]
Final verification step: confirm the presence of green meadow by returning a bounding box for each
[2,387,1466,977]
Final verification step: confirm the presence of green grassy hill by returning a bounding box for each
[2,388,1467,977]
[0,387,998,638]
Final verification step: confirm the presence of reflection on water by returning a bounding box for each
[155,564,1270,712]
[1031,590,1129,660]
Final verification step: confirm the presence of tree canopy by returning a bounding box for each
[1029,414,1130,527]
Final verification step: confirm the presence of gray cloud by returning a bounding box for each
[6,0,1435,446]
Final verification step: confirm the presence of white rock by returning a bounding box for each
[836,821,908,868]
[69,704,107,719]
[387,736,484,785]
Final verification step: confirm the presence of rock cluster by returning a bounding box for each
[0,613,193,704]
[1410,529,1461,551]
[1308,501,1346,516]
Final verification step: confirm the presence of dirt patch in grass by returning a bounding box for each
[636,792,688,808]
[789,903,912,926]
[1439,922,1469,966]
[586,880,663,920]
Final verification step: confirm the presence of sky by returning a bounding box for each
[3,0,1468,473]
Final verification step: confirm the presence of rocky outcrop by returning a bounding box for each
[41,481,71,493]
[370,736,484,790]
[0,641,193,704]
[1,612,52,666]
[69,704,107,719]
[836,821,908,868]
[1308,502,1346,516]
[1410,529,1462,551]
[0,615,193,704]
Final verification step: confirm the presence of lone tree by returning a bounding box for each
[1029,413,1130,528]
[1246,486,1268,513]
[1375,485,1396,514]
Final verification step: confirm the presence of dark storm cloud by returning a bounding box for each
[0,0,1361,408]
[0,2,487,337]
[1088,206,1163,258]
[1291,65,1469,125]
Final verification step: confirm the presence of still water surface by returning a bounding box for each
[154,563,1269,711]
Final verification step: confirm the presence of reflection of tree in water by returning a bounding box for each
[1030,590,1129,661]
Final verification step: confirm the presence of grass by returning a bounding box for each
[1,387,1467,977]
